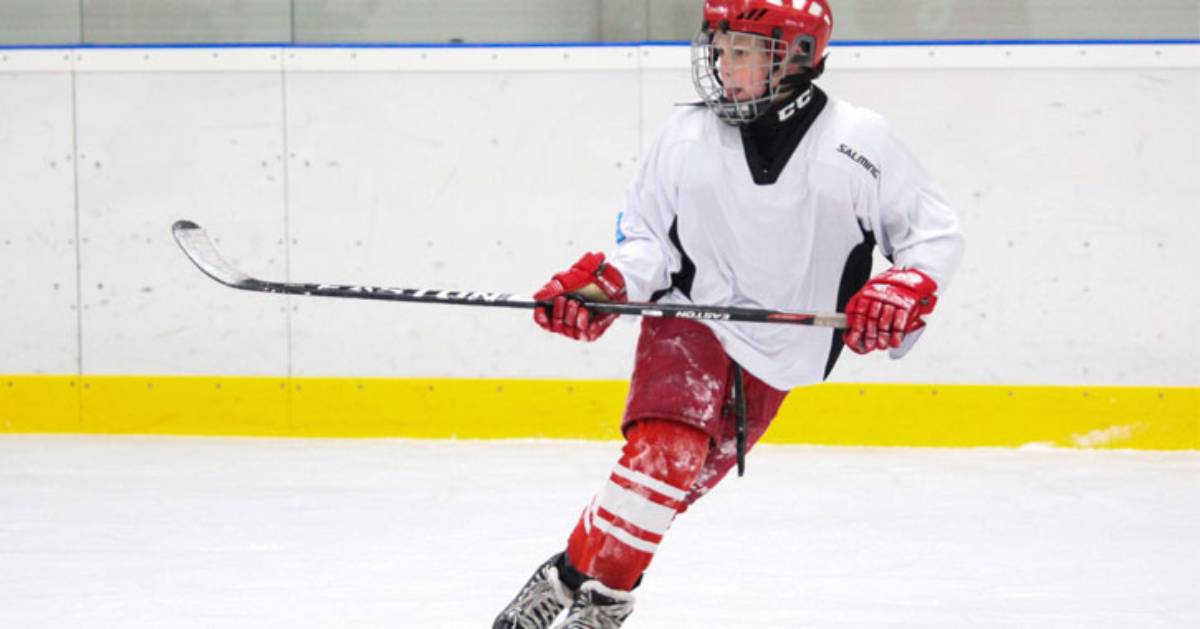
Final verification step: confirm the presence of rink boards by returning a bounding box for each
[1,43,1197,449]
[2,376,1196,450]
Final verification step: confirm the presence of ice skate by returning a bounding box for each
[553,580,635,629]
[493,553,576,629]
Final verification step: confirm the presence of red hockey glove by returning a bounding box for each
[533,252,628,342]
[844,267,939,354]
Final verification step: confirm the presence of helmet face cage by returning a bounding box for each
[691,27,795,126]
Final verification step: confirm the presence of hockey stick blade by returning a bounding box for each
[172,220,847,328]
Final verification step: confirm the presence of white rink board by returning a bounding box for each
[0,436,1197,628]
[73,72,290,376]
[284,69,641,378]
[821,68,1200,386]
[0,44,1197,384]
[0,72,78,374]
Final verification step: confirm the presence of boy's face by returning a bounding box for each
[712,31,774,102]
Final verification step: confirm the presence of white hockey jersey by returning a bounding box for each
[608,94,965,391]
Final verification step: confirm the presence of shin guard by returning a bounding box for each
[565,419,710,590]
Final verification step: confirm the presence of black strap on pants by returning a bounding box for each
[730,361,748,477]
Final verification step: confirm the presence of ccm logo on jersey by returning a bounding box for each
[837,144,881,180]
[777,86,814,122]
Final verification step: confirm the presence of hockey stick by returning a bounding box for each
[171,220,847,329]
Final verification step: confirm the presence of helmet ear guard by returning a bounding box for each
[788,35,817,67]
[785,35,826,82]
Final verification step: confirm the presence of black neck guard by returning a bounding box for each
[740,83,829,185]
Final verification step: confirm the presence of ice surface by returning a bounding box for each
[1,436,1197,628]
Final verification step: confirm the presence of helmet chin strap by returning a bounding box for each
[777,73,813,98]
[773,53,826,99]
[776,52,826,98]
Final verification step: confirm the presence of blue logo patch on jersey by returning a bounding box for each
[615,212,627,244]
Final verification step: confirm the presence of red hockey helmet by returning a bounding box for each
[702,0,833,69]
[692,0,835,125]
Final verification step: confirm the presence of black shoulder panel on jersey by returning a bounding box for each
[824,228,875,379]
[651,218,697,302]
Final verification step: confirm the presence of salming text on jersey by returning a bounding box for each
[837,144,881,179]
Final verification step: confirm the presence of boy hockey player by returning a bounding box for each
[495,1,964,626]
